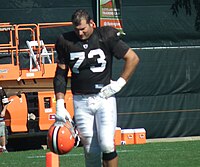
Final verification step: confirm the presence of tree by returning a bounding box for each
[171,0,200,31]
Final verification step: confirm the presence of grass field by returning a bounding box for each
[1,140,200,167]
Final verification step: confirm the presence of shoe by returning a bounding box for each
[2,149,8,153]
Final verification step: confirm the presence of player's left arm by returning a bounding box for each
[0,103,8,117]
[120,48,139,82]
[100,48,139,98]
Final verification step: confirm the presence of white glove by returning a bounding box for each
[55,99,72,123]
[99,77,126,99]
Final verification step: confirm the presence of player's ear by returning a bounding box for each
[89,20,96,28]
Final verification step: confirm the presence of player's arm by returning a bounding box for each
[100,48,139,98]
[54,63,67,100]
[53,34,73,122]
[120,48,139,82]
[53,63,72,122]
[0,103,8,117]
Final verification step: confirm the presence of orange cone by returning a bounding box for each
[46,152,59,167]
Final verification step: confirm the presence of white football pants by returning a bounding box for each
[73,94,117,167]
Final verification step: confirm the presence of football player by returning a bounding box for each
[53,9,139,167]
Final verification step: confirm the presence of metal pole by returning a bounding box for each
[96,0,100,27]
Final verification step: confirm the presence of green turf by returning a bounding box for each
[1,140,200,167]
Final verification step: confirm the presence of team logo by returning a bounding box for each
[83,44,88,49]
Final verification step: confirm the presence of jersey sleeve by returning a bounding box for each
[113,40,130,59]
[103,26,130,59]
[55,34,68,64]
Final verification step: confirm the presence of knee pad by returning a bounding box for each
[100,140,115,153]
[102,151,118,161]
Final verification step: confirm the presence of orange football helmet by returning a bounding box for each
[47,121,77,155]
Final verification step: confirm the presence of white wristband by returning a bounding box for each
[117,77,126,89]
[56,99,65,111]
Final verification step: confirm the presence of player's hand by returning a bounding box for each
[0,111,5,117]
[99,77,126,99]
[55,99,72,123]
[55,108,72,123]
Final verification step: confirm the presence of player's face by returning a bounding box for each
[74,19,94,40]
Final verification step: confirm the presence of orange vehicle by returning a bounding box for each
[0,22,73,138]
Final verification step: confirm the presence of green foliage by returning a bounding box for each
[1,140,200,167]
[171,0,200,31]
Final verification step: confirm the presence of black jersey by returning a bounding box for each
[55,26,129,94]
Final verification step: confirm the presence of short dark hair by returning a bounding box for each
[71,9,92,26]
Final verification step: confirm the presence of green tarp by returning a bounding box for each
[113,48,200,138]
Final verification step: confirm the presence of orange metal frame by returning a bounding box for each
[0,22,72,81]
[1,22,73,134]
[0,23,16,64]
